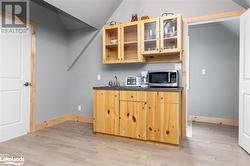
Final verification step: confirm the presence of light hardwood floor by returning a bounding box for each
[0,122,249,166]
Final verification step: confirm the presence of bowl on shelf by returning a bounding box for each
[110,39,118,44]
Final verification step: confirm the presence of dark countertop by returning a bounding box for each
[93,86,183,92]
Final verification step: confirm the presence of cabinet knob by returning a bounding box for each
[131,95,133,98]
[107,109,110,114]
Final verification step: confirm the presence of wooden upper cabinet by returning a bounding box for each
[103,25,121,64]
[102,14,183,64]
[93,90,119,135]
[159,14,182,54]
[141,18,160,55]
[121,21,144,63]
[120,101,147,140]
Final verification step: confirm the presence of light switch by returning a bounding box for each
[97,74,101,80]
[201,69,206,75]
[78,105,82,111]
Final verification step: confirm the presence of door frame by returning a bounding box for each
[181,10,245,139]
[0,11,37,133]
[29,22,37,132]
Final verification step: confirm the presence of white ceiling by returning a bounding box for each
[44,0,123,29]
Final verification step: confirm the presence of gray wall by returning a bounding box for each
[30,2,69,123]
[67,0,242,118]
[188,22,239,120]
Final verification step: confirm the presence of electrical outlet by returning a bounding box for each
[78,105,82,111]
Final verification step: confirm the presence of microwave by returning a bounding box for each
[148,70,179,87]
[126,76,141,87]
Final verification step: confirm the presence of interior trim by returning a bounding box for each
[181,10,245,139]
[189,115,239,126]
[35,115,93,131]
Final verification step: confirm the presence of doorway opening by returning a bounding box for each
[186,18,240,143]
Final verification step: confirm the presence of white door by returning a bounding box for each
[0,18,31,142]
[239,9,250,154]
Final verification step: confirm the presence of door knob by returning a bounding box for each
[24,82,32,87]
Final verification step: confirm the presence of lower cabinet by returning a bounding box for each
[93,89,181,145]
[120,101,147,140]
[147,91,181,144]
[93,90,119,135]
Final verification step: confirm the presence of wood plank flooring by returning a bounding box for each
[0,122,249,166]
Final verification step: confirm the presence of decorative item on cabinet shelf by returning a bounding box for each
[131,14,138,22]
[106,21,119,26]
[161,13,175,17]
[141,16,150,20]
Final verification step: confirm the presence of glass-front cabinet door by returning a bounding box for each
[141,18,160,55]
[103,25,121,64]
[160,14,182,53]
[121,22,143,62]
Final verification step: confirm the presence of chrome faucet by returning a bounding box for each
[113,76,120,87]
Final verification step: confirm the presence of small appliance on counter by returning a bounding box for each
[125,76,141,87]
[141,71,149,88]
[148,70,179,87]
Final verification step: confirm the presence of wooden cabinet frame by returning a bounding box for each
[102,25,121,64]
[141,18,160,55]
[121,21,144,63]
[159,14,182,54]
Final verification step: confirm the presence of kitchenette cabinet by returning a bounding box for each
[93,90,120,135]
[102,14,182,64]
[93,87,182,145]
[147,92,180,144]
[103,25,121,64]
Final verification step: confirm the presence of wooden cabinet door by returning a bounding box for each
[120,101,147,140]
[93,90,119,135]
[121,22,143,62]
[159,14,182,53]
[103,25,121,64]
[147,92,180,144]
[141,18,160,55]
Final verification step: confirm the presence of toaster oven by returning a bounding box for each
[126,76,141,87]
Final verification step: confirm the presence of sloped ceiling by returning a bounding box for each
[219,19,240,37]
[43,0,123,29]
[232,0,250,8]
